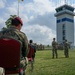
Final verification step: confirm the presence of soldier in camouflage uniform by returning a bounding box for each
[0,17,29,73]
[29,40,36,62]
[64,39,69,58]
[52,38,58,59]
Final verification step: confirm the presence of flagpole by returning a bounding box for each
[18,0,19,17]
[17,0,24,16]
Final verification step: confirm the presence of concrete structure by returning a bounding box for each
[55,4,75,47]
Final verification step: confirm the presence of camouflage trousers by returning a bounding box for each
[52,48,58,58]
[64,48,69,58]
[20,57,28,69]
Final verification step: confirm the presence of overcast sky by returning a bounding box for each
[0,0,75,45]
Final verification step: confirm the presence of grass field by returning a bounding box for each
[26,49,75,75]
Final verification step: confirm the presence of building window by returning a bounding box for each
[63,36,65,40]
[57,19,60,23]
[63,30,65,35]
[62,24,65,41]
[62,17,74,23]
[62,24,65,30]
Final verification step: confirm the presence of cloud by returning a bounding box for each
[1,0,70,45]
[6,2,17,15]
[0,18,6,30]
[28,12,56,30]
[22,24,56,45]
[24,0,55,15]
[0,0,57,45]
[0,0,6,9]
[3,0,56,27]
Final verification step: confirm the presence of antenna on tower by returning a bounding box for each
[65,0,67,4]
[65,0,68,5]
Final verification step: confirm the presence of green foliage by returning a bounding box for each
[26,49,75,75]
[1,15,17,31]
[1,27,7,31]
[5,15,17,28]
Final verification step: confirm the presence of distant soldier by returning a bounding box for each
[64,39,69,58]
[52,38,58,58]
[29,40,36,62]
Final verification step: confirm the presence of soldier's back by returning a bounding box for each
[0,26,24,41]
[52,41,57,48]
[64,42,69,49]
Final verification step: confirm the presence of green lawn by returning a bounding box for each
[26,49,75,75]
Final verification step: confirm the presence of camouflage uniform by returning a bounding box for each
[52,40,58,58]
[30,43,36,62]
[0,26,28,58]
[64,40,69,58]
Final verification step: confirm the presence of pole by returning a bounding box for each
[18,0,19,17]
[65,0,67,4]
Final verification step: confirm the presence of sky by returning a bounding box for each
[0,0,75,45]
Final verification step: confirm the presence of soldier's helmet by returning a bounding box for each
[29,40,33,43]
[53,38,55,40]
[14,17,23,26]
[65,39,67,42]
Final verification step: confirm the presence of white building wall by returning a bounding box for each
[57,23,63,44]
[56,14,74,46]
[66,22,74,46]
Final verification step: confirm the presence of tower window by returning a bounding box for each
[57,19,60,23]
[63,30,65,35]
[62,24,65,30]
[63,36,65,40]
[62,18,74,23]
[62,24,66,41]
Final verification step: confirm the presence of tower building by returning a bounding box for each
[55,4,75,47]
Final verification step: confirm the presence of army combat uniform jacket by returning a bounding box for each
[52,41,58,50]
[52,40,58,58]
[0,26,28,58]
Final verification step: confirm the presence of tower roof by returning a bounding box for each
[55,4,75,17]
[55,4,74,12]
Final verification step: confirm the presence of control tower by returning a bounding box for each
[55,4,75,47]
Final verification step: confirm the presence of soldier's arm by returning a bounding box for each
[23,33,29,57]
[19,32,29,57]
[52,41,53,46]
[67,42,70,48]
[56,42,58,49]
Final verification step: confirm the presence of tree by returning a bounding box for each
[0,15,17,31]
[5,15,17,28]
[1,27,7,31]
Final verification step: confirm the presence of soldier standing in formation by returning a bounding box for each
[64,39,69,58]
[52,38,58,59]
